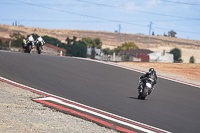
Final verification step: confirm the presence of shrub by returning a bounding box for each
[169,48,182,62]
[189,56,195,63]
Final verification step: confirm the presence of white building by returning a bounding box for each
[148,51,174,63]
[87,46,101,60]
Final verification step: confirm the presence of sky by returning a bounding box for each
[0,0,200,41]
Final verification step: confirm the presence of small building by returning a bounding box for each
[148,51,174,63]
[0,37,9,43]
[121,49,153,62]
[43,44,66,56]
[136,54,149,62]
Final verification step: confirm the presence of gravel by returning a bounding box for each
[0,81,118,133]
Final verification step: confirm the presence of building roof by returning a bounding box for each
[44,44,66,53]
[0,37,9,42]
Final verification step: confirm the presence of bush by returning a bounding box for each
[189,56,195,63]
[102,48,113,55]
[169,48,182,62]
[42,35,61,45]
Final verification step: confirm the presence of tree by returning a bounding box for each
[65,36,77,46]
[168,30,177,37]
[112,42,138,56]
[113,42,139,55]
[64,44,73,56]
[189,56,195,63]
[163,32,167,37]
[42,35,62,46]
[82,37,102,59]
[72,41,87,58]
[114,46,122,55]
[72,36,77,45]
[169,48,182,62]
[94,38,102,49]
[65,37,72,45]
[121,42,138,51]
[82,37,95,59]
[152,31,155,36]
[102,48,113,55]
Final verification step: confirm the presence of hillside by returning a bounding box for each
[0,25,200,63]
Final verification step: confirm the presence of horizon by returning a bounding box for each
[0,0,200,41]
[1,24,200,42]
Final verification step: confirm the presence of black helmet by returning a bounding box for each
[149,68,155,73]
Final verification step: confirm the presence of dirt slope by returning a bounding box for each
[0,25,200,63]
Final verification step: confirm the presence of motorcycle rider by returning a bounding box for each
[22,39,27,49]
[26,35,35,49]
[35,36,45,49]
[138,68,157,95]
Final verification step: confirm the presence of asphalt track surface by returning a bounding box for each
[0,51,200,133]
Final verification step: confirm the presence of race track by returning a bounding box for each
[0,51,200,133]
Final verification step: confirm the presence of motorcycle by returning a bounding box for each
[137,78,153,100]
[23,41,34,53]
[35,41,43,54]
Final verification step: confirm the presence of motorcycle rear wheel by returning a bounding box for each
[27,45,32,53]
[37,46,41,54]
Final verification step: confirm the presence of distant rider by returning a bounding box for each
[35,36,45,49]
[138,68,157,95]
[26,35,35,49]
[22,39,26,49]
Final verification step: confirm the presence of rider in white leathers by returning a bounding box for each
[35,36,45,49]
[26,35,35,48]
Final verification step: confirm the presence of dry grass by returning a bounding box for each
[118,62,200,84]
[1,25,200,63]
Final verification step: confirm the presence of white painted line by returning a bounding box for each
[0,76,171,133]
[35,97,171,133]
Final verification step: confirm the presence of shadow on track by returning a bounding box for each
[128,97,138,100]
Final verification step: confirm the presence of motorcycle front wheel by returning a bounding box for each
[139,88,148,100]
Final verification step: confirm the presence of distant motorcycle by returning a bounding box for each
[35,41,43,54]
[24,40,34,53]
[137,78,154,100]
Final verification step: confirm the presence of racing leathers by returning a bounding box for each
[138,69,157,95]
[35,37,45,49]
[26,35,35,48]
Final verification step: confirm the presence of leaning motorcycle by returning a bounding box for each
[137,78,153,100]
[24,41,34,53]
[36,41,43,54]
